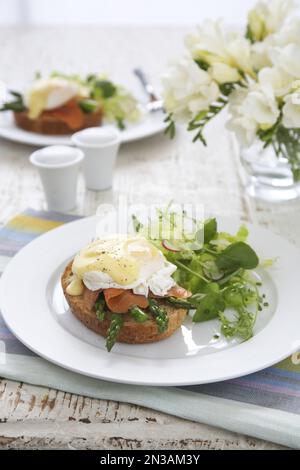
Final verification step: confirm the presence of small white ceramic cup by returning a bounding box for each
[29,145,84,212]
[72,127,120,191]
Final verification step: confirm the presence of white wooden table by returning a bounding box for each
[0,26,299,450]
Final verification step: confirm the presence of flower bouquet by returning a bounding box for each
[162,0,300,200]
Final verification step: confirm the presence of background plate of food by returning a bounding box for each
[0,73,166,146]
[1,212,300,386]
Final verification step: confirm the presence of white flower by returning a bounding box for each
[270,44,300,78]
[242,89,280,129]
[227,86,280,146]
[209,63,241,84]
[282,88,300,127]
[251,39,274,70]
[161,57,219,120]
[272,17,300,47]
[185,20,254,76]
[258,67,294,97]
[227,89,258,146]
[248,0,296,41]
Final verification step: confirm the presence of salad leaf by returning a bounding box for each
[217,225,249,244]
[204,218,217,243]
[92,80,117,99]
[192,292,225,322]
[132,209,265,342]
[79,99,99,113]
[216,242,259,271]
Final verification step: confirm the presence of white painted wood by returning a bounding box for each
[0,26,299,450]
[0,380,286,449]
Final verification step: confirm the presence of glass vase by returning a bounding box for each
[241,140,300,202]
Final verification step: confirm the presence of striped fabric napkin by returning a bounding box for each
[1,209,300,448]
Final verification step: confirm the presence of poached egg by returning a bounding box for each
[25,78,88,119]
[67,235,176,297]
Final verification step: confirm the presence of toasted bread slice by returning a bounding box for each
[14,108,103,135]
[61,262,187,344]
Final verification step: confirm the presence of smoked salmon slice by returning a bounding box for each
[83,286,101,310]
[104,288,149,314]
[42,98,85,129]
[167,285,192,298]
[83,283,191,314]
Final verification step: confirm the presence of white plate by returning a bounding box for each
[1,216,300,386]
[0,109,166,146]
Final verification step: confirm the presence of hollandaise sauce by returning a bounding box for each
[71,235,159,289]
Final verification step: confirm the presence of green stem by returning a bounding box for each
[174,260,209,283]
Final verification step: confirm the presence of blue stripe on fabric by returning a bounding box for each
[23,208,81,223]
[0,228,37,243]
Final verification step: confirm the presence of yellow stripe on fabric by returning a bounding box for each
[275,356,300,373]
[6,214,63,234]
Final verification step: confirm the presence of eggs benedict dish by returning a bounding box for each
[61,235,191,351]
[1,72,141,135]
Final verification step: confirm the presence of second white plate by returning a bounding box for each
[0,109,166,146]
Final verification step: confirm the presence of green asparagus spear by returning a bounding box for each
[130,306,149,323]
[167,297,191,308]
[149,299,169,333]
[106,314,124,352]
[0,100,26,112]
[95,295,106,321]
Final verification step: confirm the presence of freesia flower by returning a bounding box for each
[162,57,219,121]
[241,89,280,129]
[227,89,258,146]
[251,39,274,71]
[209,63,241,84]
[185,20,254,76]
[270,44,300,78]
[227,86,280,146]
[272,17,300,47]
[247,0,296,42]
[258,67,294,97]
[282,83,300,127]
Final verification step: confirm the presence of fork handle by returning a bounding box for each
[134,68,158,102]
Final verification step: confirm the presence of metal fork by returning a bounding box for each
[133,68,164,112]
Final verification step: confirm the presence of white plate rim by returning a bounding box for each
[0,110,166,146]
[1,215,300,386]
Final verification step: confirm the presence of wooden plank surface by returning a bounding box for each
[0,26,299,450]
[0,380,285,450]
